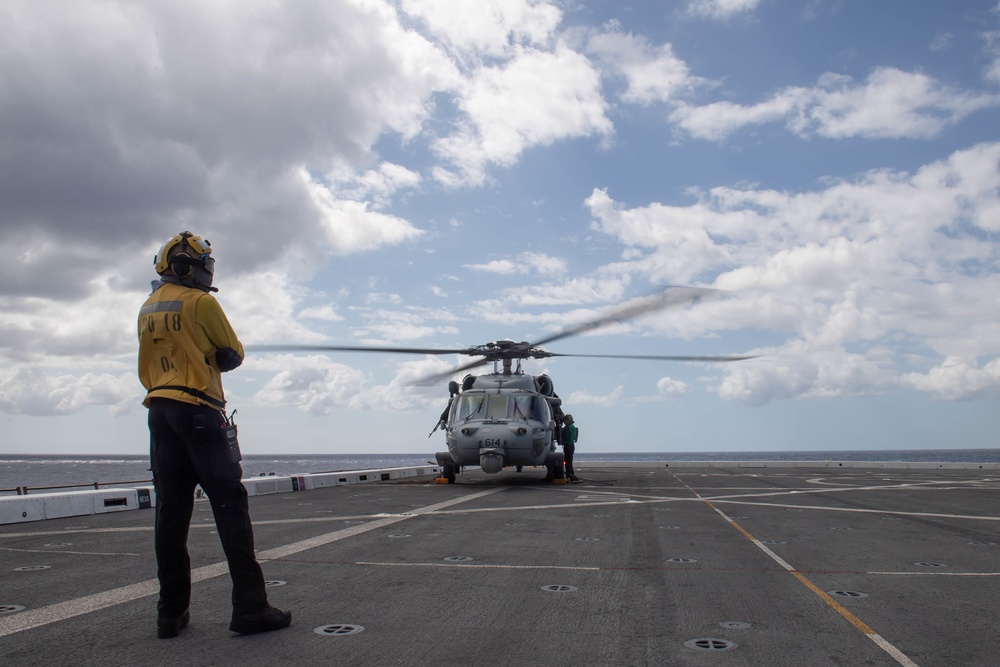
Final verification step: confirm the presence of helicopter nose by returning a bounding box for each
[480,453,503,474]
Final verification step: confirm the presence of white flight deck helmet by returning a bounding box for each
[154,231,216,292]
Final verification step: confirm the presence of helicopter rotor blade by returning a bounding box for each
[249,286,753,386]
[542,352,759,362]
[528,287,723,349]
[409,357,494,386]
[249,344,477,356]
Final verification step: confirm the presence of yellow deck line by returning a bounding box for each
[671,473,920,667]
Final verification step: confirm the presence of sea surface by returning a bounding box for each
[2,449,998,494]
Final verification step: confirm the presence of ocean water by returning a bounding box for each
[2,449,998,494]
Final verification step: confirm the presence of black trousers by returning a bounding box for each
[148,399,267,618]
[563,444,576,477]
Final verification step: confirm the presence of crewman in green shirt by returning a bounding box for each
[562,414,580,483]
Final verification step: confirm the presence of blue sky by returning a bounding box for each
[1,0,998,456]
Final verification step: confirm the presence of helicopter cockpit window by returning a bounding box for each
[485,395,509,420]
[509,394,543,421]
[452,393,545,422]
[453,395,485,421]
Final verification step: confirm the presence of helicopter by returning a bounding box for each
[256,287,755,483]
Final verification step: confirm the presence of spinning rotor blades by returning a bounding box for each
[251,344,477,356]
[251,287,754,384]
[530,286,721,348]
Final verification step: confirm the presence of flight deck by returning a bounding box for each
[1,463,998,666]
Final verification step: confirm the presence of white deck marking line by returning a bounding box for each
[427,480,985,517]
[867,571,1000,576]
[0,547,142,557]
[710,499,1000,522]
[696,479,983,503]
[0,527,153,539]
[354,562,601,571]
[0,486,507,638]
[670,473,921,667]
[198,478,994,522]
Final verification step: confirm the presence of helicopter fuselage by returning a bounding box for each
[436,372,564,478]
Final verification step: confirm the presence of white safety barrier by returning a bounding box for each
[0,487,155,525]
[0,466,440,525]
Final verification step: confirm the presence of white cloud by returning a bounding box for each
[567,384,624,406]
[465,252,566,276]
[0,367,138,416]
[902,357,1000,400]
[503,275,631,308]
[523,252,567,275]
[304,171,425,253]
[433,44,612,185]
[588,142,1000,403]
[657,376,689,397]
[686,0,761,19]
[298,305,344,322]
[225,272,330,345]
[329,162,423,208]
[350,307,461,343]
[252,353,447,414]
[464,259,519,274]
[671,68,1000,141]
[587,30,703,104]
[400,0,562,57]
[716,344,895,406]
[0,0,455,270]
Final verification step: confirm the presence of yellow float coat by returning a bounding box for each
[137,283,243,408]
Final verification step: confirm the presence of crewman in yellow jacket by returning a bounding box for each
[138,231,291,638]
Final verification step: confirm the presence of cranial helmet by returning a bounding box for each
[154,231,216,291]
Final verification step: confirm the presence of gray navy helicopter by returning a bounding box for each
[258,287,754,483]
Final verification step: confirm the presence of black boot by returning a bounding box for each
[230,605,292,634]
[157,608,190,639]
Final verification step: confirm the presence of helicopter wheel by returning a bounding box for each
[516,466,523,472]
[442,463,457,484]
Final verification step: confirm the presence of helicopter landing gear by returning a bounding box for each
[516,466,523,472]
[435,452,458,484]
[545,456,566,483]
[438,462,457,484]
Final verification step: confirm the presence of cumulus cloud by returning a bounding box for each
[329,162,423,209]
[686,0,761,19]
[400,0,562,57]
[587,29,703,104]
[716,344,896,406]
[432,44,612,186]
[465,252,566,276]
[902,357,1000,400]
[671,67,1000,141]
[298,305,345,322]
[567,384,624,407]
[0,367,138,416]
[587,142,1000,404]
[252,353,448,415]
[464,259,519,275]
[657,377,690,397]
[0,0,455,288]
